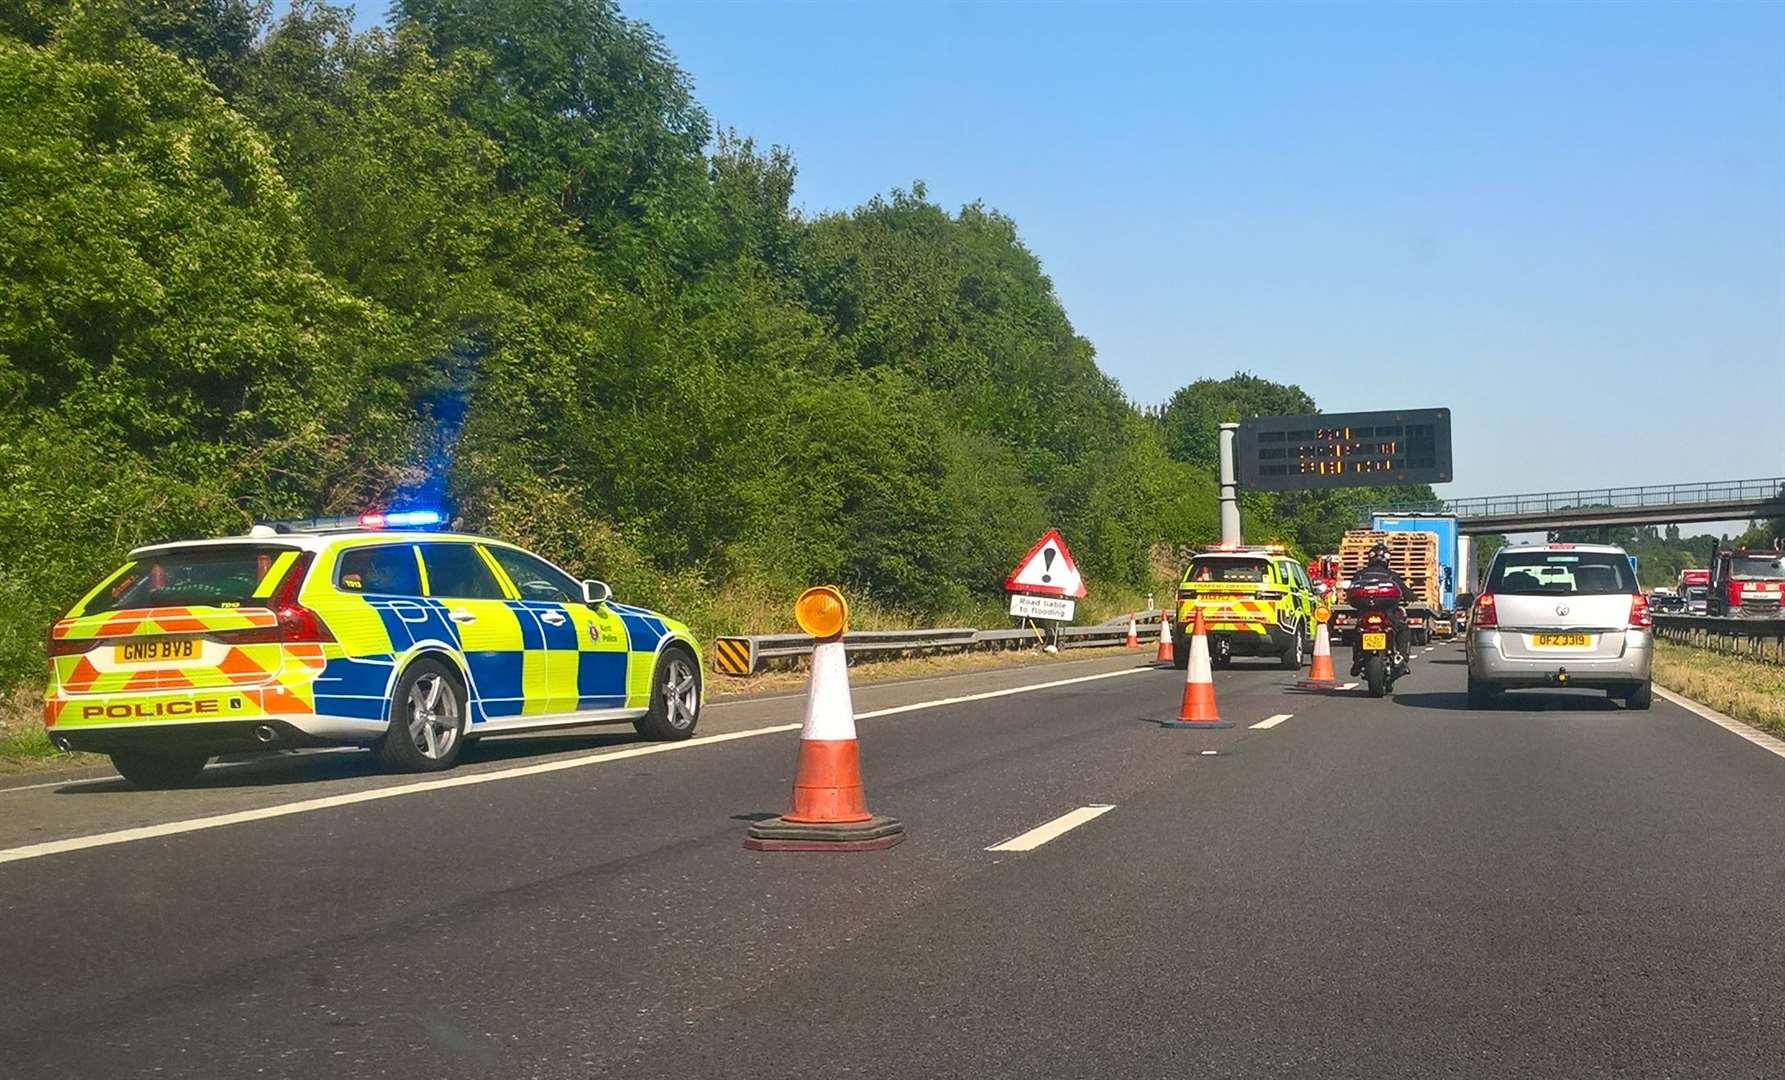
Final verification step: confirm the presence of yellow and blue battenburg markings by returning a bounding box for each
[46,531,695,732]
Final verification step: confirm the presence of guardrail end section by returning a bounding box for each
[713,636,756,677]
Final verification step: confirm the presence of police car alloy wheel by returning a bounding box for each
[636,647,700,741]
[377,658,468,772]
[1279,622,1306,671]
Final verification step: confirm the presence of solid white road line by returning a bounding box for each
[0,776,115,795]
[0,665,1154,866]
[1655,686,1785,763]
[854,666,1150,720]
[1250,713,1293,729]
[986,804,1114,852]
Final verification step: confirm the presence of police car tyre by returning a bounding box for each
[1619,680,1653,710]
[376,658,467,773]
[636,646,700,741]
[1279,622,1306,670]
[110,751,210,789]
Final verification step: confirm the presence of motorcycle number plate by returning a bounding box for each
[1361,632,1388,650]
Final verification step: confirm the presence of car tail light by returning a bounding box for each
[46,627,89,657]
[1628,592,1652,629]
[1472,594,1498,628]
[1347,582,1403,604]
[215,552,335,644]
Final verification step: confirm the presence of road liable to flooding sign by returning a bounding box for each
[1010,594,1075,621]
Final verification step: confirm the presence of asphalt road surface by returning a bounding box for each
[4,645,1783,1078]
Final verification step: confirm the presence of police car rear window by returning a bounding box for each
[337,545,423,597]
[86,545,299,613]
[1188,558,1271,583]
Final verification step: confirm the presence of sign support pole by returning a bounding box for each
[1218,422,1242,546]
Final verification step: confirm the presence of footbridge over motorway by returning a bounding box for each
[1374,476,1785,535]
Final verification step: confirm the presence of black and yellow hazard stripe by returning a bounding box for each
[712,637,754,676]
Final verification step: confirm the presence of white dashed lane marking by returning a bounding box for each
[1250,713,1293,729]
[987,805,1115,852]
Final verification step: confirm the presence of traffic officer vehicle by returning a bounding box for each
[42,512,704,788]
[1173,544,1318,671]
[1466,542,1652,709]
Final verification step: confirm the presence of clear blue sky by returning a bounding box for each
[356,2,1785,503]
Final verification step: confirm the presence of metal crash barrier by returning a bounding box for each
[1652,614,1785,666]
[712,610,1167,676]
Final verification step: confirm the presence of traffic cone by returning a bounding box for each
[1161,608,1233,729]
[1154,612,1175,666]
[1297,614,1339,688]
[746,587,905,852]
[1125,613,1140,648]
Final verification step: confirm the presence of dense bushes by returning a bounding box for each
[0,1,1397,698]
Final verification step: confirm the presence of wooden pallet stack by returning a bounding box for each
[1338,530,1441,611]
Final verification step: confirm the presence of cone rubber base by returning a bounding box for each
[744,815,906,851]
[1159,718,1233,729]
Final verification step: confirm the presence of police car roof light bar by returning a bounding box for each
[253,509,444,534]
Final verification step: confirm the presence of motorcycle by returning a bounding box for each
[1346,580,1408,698]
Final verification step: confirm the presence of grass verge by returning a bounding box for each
[1652,639,1785,738]
[0,685,100,775]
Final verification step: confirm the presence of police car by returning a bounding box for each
[1174,544,1319,670]
[43,512,703,788]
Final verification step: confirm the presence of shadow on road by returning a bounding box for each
[1394,690,1624,713]
[57,727,650,794]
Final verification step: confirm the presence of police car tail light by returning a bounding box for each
[47,628,90,657]
[217,553,337,645]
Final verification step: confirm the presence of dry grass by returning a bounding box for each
[1652,640,1785,738]
[0,684,99,774]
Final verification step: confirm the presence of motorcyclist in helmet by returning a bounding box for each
[1350,542,1412,674]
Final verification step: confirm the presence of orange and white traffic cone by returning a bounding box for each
[746,586,905,852]
[1125,613,1140,648]
[1161,608,1233,729]
[1297,611,1340,688]
[1154,612,1174,666]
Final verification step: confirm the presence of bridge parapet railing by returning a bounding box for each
[1370,477,1785,523]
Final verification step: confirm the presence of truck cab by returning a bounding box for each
[1707,549,1785,617]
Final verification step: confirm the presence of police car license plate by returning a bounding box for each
[1361,632,1388,650]
[1532,633,1593,648]
[117,639,198,663]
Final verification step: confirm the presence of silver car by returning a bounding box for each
[1466,543,1653,709]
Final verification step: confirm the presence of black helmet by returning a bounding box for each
[1366,542,1392,567]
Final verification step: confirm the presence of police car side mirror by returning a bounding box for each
[581,580,611,606]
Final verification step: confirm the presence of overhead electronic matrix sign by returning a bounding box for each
[1236,408,1452,491]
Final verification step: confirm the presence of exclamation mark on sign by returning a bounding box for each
[1041,547,1056,584]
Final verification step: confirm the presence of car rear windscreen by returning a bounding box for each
[84,546,299,613]
[1486,551,1636,596]
[1187,557,1271,583]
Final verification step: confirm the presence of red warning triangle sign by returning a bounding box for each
[1004,529,1086,598]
